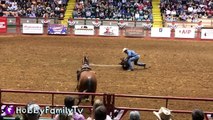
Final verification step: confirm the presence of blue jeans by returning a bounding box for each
[128,55,145,70]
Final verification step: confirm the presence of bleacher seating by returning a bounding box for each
[0,0,68,19]
[72,0,153,21]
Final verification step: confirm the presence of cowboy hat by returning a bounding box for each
[153,107,172,120]
[122,48,128,53]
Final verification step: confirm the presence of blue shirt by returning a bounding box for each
[126,50,139,57]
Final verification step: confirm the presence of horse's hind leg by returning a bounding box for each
[77,96,82,105]
[91,95,95,105]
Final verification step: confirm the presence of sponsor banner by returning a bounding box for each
[74,25,94,35]
[151,28,171,37]
[125,27,145,37]
[201,29,213,39]
[48,24,67,35]
[0,17,7,33]
[99,26,119,36]
[22,23,43,34]
[175,28,195,38]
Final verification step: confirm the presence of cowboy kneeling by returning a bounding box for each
[122,48,146,71]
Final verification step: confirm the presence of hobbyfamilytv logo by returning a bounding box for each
[1,105,83,116]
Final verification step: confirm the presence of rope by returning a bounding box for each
[90,63,121,67]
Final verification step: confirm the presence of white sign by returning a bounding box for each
[175,28,195,38]
[151,28,171,38]
[99,26,119,36]
[74,25,94,35]
[0,22,6,28]
[22,23,43,34]
[201,29,213,40]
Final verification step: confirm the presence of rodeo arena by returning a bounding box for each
[0,0,213,120]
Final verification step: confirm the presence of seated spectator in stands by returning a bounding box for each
[134,11,141,20]
[153,107,173,120]
[171,9,177,17]
[87,99,111,120]
[113,10,118,19]
[126,8,133,20]
[201,13,208,18]
[179,12,188,21]
[165,8,171,16]
[188,5,194,15]
[117,10,122,19]
[192,109,204,120]
[0,6,3,16]
[54,96,85,120]
[143,11,150,20]
[129,111,141,120]
[191,14,199,22]
[29,11,36,17]
[73,9,78,18]
[94,106,108,120]
[99,11,105,19]
[23,103,41,120]
[85,9,91,18]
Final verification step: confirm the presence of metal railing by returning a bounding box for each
[0,89,213,119]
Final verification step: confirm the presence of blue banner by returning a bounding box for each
[48,24,67,35]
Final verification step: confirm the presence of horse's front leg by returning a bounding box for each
[75,83,79,91]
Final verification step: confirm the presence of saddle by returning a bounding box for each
[77,65,92,81]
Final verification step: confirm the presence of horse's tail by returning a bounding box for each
[81,77,95,100]
[85,77,95,93]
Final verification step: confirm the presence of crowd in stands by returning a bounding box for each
[0,0,213,24]
[160,0,213,22]
[1,95,212,120]
[0,0,68,19]
[72,0,153,21]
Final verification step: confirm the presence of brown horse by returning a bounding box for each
[76,56,97,105]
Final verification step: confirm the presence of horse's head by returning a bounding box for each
[81,55,91,71]
[82,55,89,65]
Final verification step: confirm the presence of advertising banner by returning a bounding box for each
[175,28,195,38]
[99,26,119,36]
[0,17,7,33]
[74,25,94,35]
[125,27,145,37]
[22,23,43,34]
[151,28,171,37]
[201,29,213,40]
[48,24,67,35]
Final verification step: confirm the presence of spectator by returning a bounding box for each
[129,111,141,120]
[94,106,107,120]
[153,107,172,120]
[135,11,140,20]
[54,96,85,120]
[192,109,204,120]
[87,99,111,120]
[73,0,152,21]
[207,114,213,120]
[23,103,41,120]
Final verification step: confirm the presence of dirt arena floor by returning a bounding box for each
[0,36,212,120]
